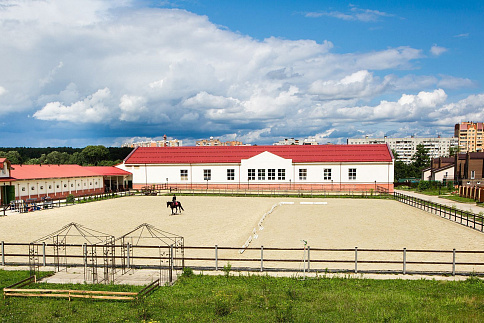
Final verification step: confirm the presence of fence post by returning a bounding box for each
[127,243,131,269]
[308,246,311,271]
[1,241,4,266]
[452,248,456,276]
[215,245,218,271]
[170,244,174,283]
[260,246,264,272]
[403,248,406,274]
[42,242,46,266]
[354,247,358,273]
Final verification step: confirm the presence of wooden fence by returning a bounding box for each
[1,243,483,276]
[7,191,134,213]
[3,275,159,301]
[393,192,484,232]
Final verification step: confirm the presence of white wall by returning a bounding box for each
[118,151,394,186]
[433,168,454,182]
[15,176,104,199]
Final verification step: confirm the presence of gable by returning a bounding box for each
[241,151,292,168]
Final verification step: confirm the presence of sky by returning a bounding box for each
[0,0,483,147]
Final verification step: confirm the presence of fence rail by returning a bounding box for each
[6,191,134,214]
[393,192,484,232]
[3,275,158,301]
[1,243,483,276]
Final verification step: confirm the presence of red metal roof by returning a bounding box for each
[10,165,131,180]
[124,144,393,164]
[83,166,132,176]
[0,157,9,169]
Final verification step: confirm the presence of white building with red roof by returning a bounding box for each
[0,161,132,205]
[117,144,394,192]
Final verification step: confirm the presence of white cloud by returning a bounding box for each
[119,95,147,122]
[304,5,394,22]
[309,70,388,99]
[0,1,479,144]
[33,88,113,123]
[430,45,448,56]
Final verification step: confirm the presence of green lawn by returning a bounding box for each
[1,270,484,322]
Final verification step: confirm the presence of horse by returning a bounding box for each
[166,201,184,215]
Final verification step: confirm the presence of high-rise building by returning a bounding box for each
[347,136,458,164]
[196,137,248,146]
[122,135,182,148]
[273,137,319,145]
[454,122,484,153]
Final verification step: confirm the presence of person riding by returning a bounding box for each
[172,194,177,206]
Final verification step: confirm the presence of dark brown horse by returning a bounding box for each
[166,201,184,215]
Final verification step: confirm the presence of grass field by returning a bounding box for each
[1,269,484,322]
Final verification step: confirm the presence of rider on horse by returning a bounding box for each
[172,194,178,206]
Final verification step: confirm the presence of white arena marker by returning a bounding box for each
[279,202,294,205]
[300,202,328,205]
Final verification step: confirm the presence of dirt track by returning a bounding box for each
[1,196,483,273]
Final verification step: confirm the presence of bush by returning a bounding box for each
[417,181,431,191]
[66,194,75,203]
[182,267,194,278]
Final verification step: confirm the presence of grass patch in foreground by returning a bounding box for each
[1,270,484,322]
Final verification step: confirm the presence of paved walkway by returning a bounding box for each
[394,190,484,215]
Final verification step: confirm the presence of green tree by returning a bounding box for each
[69,152,84,165]
[0,150,22,164]
[410,144,430,178]
[43,151,72,164]
[448,145,459,157]
[81,145,109,165]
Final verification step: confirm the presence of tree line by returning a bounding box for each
[0,146,133,166]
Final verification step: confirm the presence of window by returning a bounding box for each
[227,169,235,181]
[348,168,357,180]
[278,169,285,180]
[248,169,255,181]
[471,170,475,179]
[22,187,26,192]
[203,169,211,181]
[324,168,332,180]
[48,185,52,189]
[40,186,43,190]
[268,169,275,180]
[299,169,307,180]
[57,185,60,189]
[258,169,265,180]
[31,187,35,190]
[180,169,188,181]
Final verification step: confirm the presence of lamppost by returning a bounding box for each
[206,178,209,190]
[166,178,168,191]
[289,179,291,190]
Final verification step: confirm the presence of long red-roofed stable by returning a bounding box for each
[124,144,393,164]
[118,144,394,192]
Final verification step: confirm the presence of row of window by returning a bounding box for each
[179,168,357,181]
[20,181,99,192]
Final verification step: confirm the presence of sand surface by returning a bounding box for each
[1,196,483,273]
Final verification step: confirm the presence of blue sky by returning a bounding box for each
[0,0,483,147]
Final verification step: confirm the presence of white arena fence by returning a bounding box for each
[1,242,483,277]
[393,192,484,233]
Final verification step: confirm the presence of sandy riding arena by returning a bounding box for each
[1,196,483,274]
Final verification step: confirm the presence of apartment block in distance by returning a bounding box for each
[454,122,484,153]
[347,136,458,164]
[122,135,182,148]
[273,137,319,145]
[196,137,248,146]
